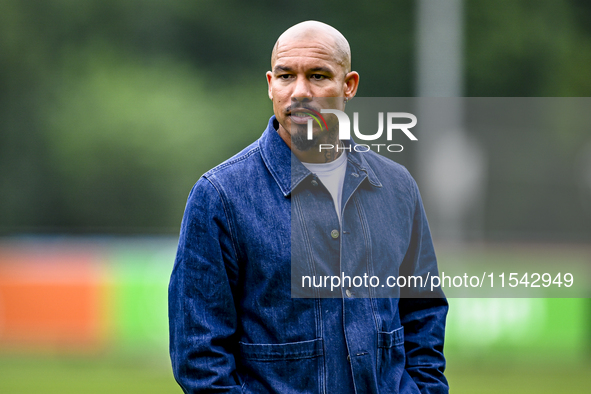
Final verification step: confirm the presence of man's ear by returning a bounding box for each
[266,71,273,100]
[343,71,360,100]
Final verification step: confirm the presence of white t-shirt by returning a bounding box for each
[302,151,348,222]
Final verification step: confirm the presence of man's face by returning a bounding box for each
[266,36,358,151]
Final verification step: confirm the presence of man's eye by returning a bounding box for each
[311,74,326,80]
[279,74,292,80]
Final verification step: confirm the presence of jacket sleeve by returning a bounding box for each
[398,178,449,394]
[168,176,243,393]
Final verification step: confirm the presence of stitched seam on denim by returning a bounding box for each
[239,338,322,347]
[406,176,423,296]
[240,375,248,391]
[176,252,188,393]
[239,339,324,360]
[399,164,417,204]
[293,193,320,300]
[240,349,321,358]
[396,326,404,345]
[201,177,240,265]
[295,191,324,334]
[204,146,261,177]
[315,297,323,343]
[290,168,310,194]
[377,327,404,348]
[318,300,326,394]
[398,170,422,298]
[340,163,366,226]
[346,157,378,190]
[348,149,383,187]
[259,139,291,196]
[240,353,322,361]
[360,152,383,187]
[353,195,380,327]
[339,164,360,394]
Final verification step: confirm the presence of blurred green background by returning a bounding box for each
[0,0,590,393]
[1,0,590,236]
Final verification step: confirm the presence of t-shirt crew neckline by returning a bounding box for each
[301,151,348,222]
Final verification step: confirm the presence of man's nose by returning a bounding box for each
[291,76,313,100]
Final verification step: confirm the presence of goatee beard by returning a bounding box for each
[290,124,337,151]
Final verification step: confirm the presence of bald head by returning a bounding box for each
[271,21,351,74]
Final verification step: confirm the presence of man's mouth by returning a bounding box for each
[287,107,329,130]
[292,112,312,117]
[290,111,313,124]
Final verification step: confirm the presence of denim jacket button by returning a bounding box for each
[311,179,318,186]
[331,229,339,239]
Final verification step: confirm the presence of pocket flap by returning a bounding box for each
[378,327,404,348]
[239,338,324,361]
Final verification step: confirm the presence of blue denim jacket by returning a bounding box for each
[169,116,448,393]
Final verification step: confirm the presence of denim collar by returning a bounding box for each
[259,115,382,197]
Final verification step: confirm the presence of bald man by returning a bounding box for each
[169,21,449,393]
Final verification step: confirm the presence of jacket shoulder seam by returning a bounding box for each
[204,145,261,177]
[200,177,240,264]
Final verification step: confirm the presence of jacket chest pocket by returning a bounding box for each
[377,327,405,393]
[238,338,324,393]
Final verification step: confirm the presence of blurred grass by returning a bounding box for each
[0,355,590,393]
[0,356,179,394]
[446,362,591,393]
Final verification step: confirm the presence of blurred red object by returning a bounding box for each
[0,246,108,353]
